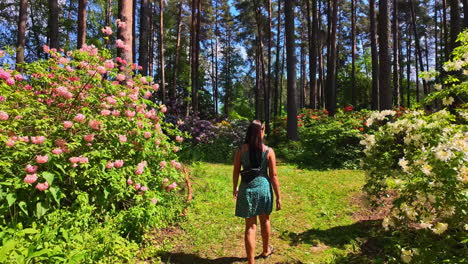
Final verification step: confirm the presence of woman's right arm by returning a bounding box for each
[268,148,282,210]
[232,149,241,198]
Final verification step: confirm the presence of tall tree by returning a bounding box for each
[118,0,133,70]
[77,0,88,49]
[171,0,183,101]
[351,0,357,107]
[370,0,379,109]
[285,0,298,140]
[378,0,392,109]
[325,0,338,115]
[138,0,151,76]
[442,0,449,61]
[449,0,461,53]
[159,0,166,103]
[48,0,59,49]
[306,0,318,109]
[266,0,272,133]
[273,0,282,116]
[464,0,468,29]
[16,0,28,69]
[392,0,400,106]
[409,0,428,96]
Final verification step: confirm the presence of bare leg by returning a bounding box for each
[259,213,271,256]
[245,216,257,264]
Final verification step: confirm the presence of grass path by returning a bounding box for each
[149,162,372,264]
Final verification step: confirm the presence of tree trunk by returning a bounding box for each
[132,0,136,63]
[118,0,133,72]
[351,0,356,107]
[255,51,260,118]
[105,0,112,49]
[213,0,219,114]
[16,0,27,69]
[406,31,411,107]
[464,0,468,29]
[325,0,338,115]
[253,0,267,121]
[274,0,282,117]
[159,0,166,103]
[409,0,427,96]
[435,3,439,70]
[139,0,151,76]
[171,0,183,101]
[77,0,87,49]
[378,0,392,109]
[285,0,298,140]
[392,0,400,106]
[442,0,449,60]
[449,0,462,53]
[370,0,379,110]
[48,0,59,49]
[306,0,317,109]
[265,0,272,133]
[279,45,285,114]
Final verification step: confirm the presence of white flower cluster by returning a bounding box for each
[401,248,419,263]
[442,59,465,72]
[363,109,467,237]
[366,110,396,126]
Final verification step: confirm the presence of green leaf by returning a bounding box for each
[42,172,55,185]
[18,201,28,216]
[28,248,50,259]
[48,186,60,206]
[22,228,39,235]
[35,202,48,219]
[6,193,16,207]
[0,239,17,262]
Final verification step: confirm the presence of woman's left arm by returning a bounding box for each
[232,149,241,198]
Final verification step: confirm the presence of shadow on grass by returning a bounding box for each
[160,252,246,264]
[284,220,382,248]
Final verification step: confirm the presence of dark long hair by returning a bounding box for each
[244,120,264,167]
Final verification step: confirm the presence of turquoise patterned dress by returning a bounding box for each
[235,148,273,218]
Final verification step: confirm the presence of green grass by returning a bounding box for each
[147,162,369,263]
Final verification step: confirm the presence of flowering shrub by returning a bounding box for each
[0,42,185,261]
[271,108,378,169]
[361,33,468,262]
[179,119,249,163]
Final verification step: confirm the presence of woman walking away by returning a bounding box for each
[233,120,282,264]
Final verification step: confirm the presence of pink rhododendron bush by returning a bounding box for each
[360,32,467,263]
[0,46,187,262]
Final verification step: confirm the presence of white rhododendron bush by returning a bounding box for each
[361,31,468,263]
[0,44,187,261]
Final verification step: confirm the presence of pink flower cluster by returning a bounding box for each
[31,136,45,144]
[74,113,86,122]
[175,136,183,143]
[0,111,9,121]
[135,161,147,175]
[63,121,73,129]
[24,173,38,184]
[0,68,15,86]
[69,156,89,167]
[101,26,113,35]
[36,182,49,191]
[36,155,49,164]
[170,160,182,170]
[118,134,127,142]
[89,119,102,130]
[52,148,63,155]
[25,165,38,173]
[83,134,95,142]
[116,19,127,29]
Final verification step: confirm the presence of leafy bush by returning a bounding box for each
[361,32,468,263]
[179,119,249,163]
[0,43,186,261]
[272,108,378,169]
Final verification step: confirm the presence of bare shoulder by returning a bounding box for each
[266,146,276,157]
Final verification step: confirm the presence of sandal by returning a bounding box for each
[260,245,274,259]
